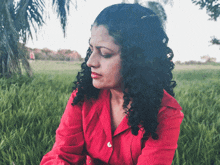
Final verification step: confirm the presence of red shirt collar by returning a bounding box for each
[96,89,181,110]
[161,90,182,110]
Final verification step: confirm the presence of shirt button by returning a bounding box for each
[107,142,112,147]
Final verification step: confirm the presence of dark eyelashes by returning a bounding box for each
[89,47,113,59]
[100,54,112,58]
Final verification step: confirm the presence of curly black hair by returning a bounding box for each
[72,3,176,140]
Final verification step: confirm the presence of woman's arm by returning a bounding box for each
[40,91,86,165]
[136,107,184,165]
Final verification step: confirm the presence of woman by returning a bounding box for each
[40,3,184,165]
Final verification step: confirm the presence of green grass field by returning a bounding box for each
[1,60,220,165]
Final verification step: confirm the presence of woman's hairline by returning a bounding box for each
[91,22,122,49]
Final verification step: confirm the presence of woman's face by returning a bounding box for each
[87,25,122,90]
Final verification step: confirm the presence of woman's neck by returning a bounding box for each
[110,88,124,106]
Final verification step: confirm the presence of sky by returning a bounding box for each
[26,0,220,62]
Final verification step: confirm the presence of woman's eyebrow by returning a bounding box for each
[96,46,114,52]
[89,43,115,53]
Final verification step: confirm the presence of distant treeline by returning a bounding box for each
[19,43,83,61]
[28,48,83,61]
[175,55,219,65]
[175,61,220,65]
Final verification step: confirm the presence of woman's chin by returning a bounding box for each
[92,83,110,90]
[92,82,103,89]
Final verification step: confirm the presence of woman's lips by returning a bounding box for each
[91,72,102,79]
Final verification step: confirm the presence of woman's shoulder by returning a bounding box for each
[158,90,184,121]
[71,89,110,104]
[160,90,182,110]
[70,89,111,119]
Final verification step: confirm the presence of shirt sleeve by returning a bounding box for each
[137,107,184,165]
[40,91,86,165]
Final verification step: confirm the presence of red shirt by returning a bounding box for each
[40,89,184,165]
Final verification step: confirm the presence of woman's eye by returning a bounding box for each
[101,54,112,58]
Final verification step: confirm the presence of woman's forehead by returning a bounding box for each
[90,26,113,44]
[90,25,120,53]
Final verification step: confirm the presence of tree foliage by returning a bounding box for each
[52,0,72,37]
[0,0,34,77]
[210,36,220,45]
[0,0,72,78]
[191,0,220,47]
[192,0,220,21]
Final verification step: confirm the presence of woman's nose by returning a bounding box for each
[86,51,100,68]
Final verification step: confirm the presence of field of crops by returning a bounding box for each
[1,60,220,165]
